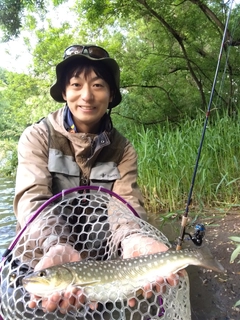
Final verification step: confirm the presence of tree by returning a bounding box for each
[78,0,240,121]
[1,0,240,128]
[0,0,64,41]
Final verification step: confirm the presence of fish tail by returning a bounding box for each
[196,246,225,273]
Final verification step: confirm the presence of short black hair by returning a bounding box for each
[61,60,117,96]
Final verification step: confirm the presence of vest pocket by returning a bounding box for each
[48,148,80,176]
[90,162,120,190]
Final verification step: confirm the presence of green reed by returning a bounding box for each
[125,114,240,214]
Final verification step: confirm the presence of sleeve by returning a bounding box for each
[109,141,170,258]
[14,122,52,227]
[13,123,73,255]
[107,141,149,249]
[112,140,147,221]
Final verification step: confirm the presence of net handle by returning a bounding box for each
[1,185,140,264]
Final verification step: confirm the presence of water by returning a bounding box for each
[0,176,16,258]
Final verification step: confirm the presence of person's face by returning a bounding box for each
[62,69,112,133]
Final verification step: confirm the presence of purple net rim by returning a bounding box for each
[0,185,140,268]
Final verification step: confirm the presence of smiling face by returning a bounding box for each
[62,63,114,133]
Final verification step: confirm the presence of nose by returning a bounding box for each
[81,83,93,101]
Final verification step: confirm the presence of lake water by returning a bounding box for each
[0,176,16,258]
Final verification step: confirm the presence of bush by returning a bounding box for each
[0,139,18,177]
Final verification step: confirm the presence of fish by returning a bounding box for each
[22,246,225,302]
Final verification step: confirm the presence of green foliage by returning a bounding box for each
[229,236,240,263]
[75,0,240,121]
[229,235,240,308]
[2,71,47,127]
[0,139,18,177]
[115,112,240,213]
[0,0,23,40]
[2,0,240,123]
[1,0,240,207]
[0,0,65,41]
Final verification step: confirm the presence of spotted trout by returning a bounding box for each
[22,246,224,302]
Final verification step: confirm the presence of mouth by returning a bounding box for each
[22,278,38,285]
[79,105,96,111]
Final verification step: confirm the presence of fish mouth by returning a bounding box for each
[22,278,42,285]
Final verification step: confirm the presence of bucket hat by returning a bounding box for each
[50,45,122,108]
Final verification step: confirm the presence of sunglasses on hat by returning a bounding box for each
[63,45,110,59]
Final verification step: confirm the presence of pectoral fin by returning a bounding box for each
[173,264,190,274]
[74,279,101,287]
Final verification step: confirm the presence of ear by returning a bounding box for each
[62,92,67,101]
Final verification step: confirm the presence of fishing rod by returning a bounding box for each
[176,0,233,251]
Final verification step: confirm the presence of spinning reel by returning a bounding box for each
[185,223,205,246]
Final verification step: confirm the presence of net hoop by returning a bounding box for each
[0,186,139,269]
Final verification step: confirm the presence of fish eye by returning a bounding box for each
[38,271,46,277]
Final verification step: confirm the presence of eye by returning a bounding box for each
[93,81,105,88]
[71,82,80,87]
[38,271,46,277]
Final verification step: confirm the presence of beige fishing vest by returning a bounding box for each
[43,117,127,195]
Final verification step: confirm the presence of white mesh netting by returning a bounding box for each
[0,188,191,320]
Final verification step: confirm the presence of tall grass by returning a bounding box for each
[1,113,240,215]
[125,114,240,214]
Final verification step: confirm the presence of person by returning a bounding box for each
[12,44,180,316]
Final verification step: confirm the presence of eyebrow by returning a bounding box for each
[70,75,105,82]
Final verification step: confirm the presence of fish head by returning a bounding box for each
[22,266,74,297]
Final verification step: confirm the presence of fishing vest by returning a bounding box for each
[42,117,127,195]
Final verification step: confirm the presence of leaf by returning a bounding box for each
[234,300,240,307]
[229,236,240,243]
[230,245,240,263]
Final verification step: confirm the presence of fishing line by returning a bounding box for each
[176,0,234,251]
[215,3,239,111]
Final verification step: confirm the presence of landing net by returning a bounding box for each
[0,186,191,319]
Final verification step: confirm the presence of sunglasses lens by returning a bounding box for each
[88,46,109,58]
[64,45,84,59]
[63,45,109,59]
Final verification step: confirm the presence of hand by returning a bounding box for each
[121,235,184,307]
[34,244,81,270]
[127,269,187,307]
[121,234,169,259]
[27,244,95,314]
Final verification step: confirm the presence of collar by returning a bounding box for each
[64,106,77,133]
[63,105,113,134]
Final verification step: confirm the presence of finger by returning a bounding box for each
[66,290,86,311]
[59,293,76,314]
[127,297,136,308]
[156,284,166,294]
[42,293,61,312]
[89,301,98,310]
[28,294,40,309]
[142,283,153,299]
[58,288,85,314]
[178,269,187,277]
[75,289,85,309]
[166,274,179,287]
[154,276,166,294]
[28,300,37,309]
